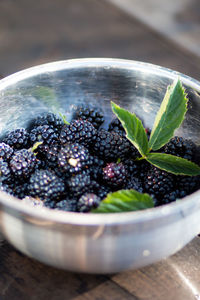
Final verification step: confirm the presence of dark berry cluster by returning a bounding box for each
[0,107,199,213]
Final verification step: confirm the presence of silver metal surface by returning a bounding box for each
[0,58,200,273]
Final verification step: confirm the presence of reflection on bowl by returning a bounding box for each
[0,58,200,274]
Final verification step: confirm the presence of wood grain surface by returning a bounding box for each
[0,0,200,299]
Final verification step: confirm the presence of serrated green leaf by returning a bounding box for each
[111,102,149,156]
[146,152,200,176]
[92,189,154,213]
[149,79,188,151]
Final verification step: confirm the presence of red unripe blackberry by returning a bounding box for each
[73,105,104,129]
[3,128,30,149]
[77,193,101,212]
[59,119,97,148]
[103,162,127,188]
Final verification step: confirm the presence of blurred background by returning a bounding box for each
[0,0,199,78]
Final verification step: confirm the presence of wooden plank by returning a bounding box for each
[111,237,200,300]
[0,0,199,80]
[0,241,108,300]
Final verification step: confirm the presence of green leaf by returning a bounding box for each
[146,152,200,176]
[111,102,149,156]
[92,189,154,213]
[149,79,188,151]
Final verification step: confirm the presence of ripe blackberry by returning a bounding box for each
[28,169,65,201]
[88,156,105,181]
[58,143,93,175]
[144,166,175,199]
[55,199,77,212]
[97,185,112,200]
[93,129,136,161]
[30,112,64,131]
[73,105,104,129]
[3,128,30,149]
[67,173,98,197]
[10,149,37,178]
[0,179,14,195]
[59,119,97,148]
[13,181,29,199]
[103,162,127,188]
[0,143,14,161]
[176,175,200,195]
[124,159,141,178]
[77,193,101,212]
[29,125,59,147]
[108,118,125,136]
[38,143,60,167]
[163,136,196,161]
[0,159,12,183]
[157,190,187,206]
[125,177,144,193]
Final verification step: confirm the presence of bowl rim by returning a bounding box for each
[0,57,200,226]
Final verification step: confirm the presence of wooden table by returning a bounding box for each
[0,1,200,299]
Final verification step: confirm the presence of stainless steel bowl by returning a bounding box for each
[0,58,200,274]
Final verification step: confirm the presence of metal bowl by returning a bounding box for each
[0,58,200,274]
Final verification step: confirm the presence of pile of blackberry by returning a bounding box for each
[0,107,199,212]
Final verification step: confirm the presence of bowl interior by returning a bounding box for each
[0,58,200,224]
[0,59,200,143]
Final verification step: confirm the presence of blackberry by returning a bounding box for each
[97,185,112,200]
[55,199,77,212]
[125,177,144,193]
[0,143,14,161]
[21,196,44,208]
[108,118,125,136]
[13,181,29,199]
[93,129,136,161]
[30,112,64,131]
[176,175,200,195]
[43,199,56,209]
[157,190,187,206]
[124,159,141,178]
[38,143,60,167]
[10,149,37,178]
[29,125,59,147]
[103,162,127,188]
[28,169,65,201]
[0,180,14,195]
[59,119,97,148]
[77,193,101,212]
[3,128,30,149]
[162,136,196,161]
[0,159,12,183]
[73,105,104,129]
[88,156,105,181]
[58,143,93,175]
[67,173,98,197]
[144,166,175,199]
